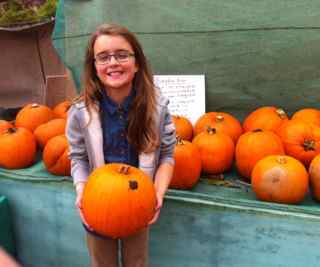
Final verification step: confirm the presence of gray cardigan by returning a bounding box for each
[66,94,176,185]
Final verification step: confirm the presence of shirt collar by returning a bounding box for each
[101,88,135,116]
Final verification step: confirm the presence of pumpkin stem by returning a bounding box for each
[119,165,130,174]
[31,103,40,108]
[206,126,216,134]
[215,115,224,122]
[176,135,184,145]
[252,129,263,133]
[5,127,17,134]
[303,139,316,151]
[276,108,287,119]
[276,156,287,164]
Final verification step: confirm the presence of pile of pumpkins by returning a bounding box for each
[0,101,71,176]
[171,106,320,205]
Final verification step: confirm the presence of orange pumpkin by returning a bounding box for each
[53,100,72,119]
[291,108,320,126]
[43,135,71,176]
[0,127,37,169]
[34,118,66,148]
[276,119,320,167]
[243,106,288,133]
[82,163,156,238]
[194,112,242,143]
[172,115,193,141]
[15,103,55,132]
[252,155,308,204]
[170,137,201,189]
[235,129,285,180]
[192,127,234,174]
[308,154,320,201]
[0,120,13,134]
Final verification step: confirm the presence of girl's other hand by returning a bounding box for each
[148,192,163,225]
[75,183,93,231]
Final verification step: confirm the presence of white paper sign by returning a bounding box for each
[154,75,206,125]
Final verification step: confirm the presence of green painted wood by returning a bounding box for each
[0,195,15,257]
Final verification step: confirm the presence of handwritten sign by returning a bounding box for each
[154,75,206,125]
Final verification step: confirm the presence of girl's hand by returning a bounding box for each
[75,183,93,230]
[148,192,163,225]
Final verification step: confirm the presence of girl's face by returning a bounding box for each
[93,34,138,94]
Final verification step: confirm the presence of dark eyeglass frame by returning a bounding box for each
[94,51,135,65]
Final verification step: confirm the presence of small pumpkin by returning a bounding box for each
[43,135,71,176]
[82,163,156,238]
[194,112,242,144]
[243,106,288,133]
[15,103,55,132]
[276,119,320,167]
[291,108,320,126]
[235,129,285,180]
[252,155,309,204]
[0,127,37,169]
[171,115,193,141]
[192,127,234,174]
[308,154,320,202]
[53,100,72,119]
[170,137,201,189]
[0,120,13,134]
[34,118,66,148]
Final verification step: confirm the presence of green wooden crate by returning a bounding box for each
[0,195,15,257]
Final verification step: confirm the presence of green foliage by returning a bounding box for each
[0,0,58,27]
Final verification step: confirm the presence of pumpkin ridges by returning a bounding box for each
[53,100,72,119]
[291,108,320,126]
[276,120,320,166]
[251,155,308,204]
[43,135,70,176]
[235,129,285,180]
[172,115,193,141]
[15,103,55,132]
[309,154,320,201]
[0,127,37,169]
[192,127,235,174]
[170,137,201,189]
[194,112,242,143]
[0,120,13,134]
[243,106,288,133]
[82,163,156,238]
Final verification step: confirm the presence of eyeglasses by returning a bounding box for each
[94,51,135,65]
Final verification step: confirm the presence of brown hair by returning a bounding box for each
[81,23,159,153]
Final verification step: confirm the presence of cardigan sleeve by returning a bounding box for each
[66,105,90,185]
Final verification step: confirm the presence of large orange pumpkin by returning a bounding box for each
[53,100,72,119]
[243,106,288,133]
[235,129,285,180]
[308,154,320,202]
[15,103,55,132]
[192,127,234,174]
[251,155,309,204]
[170,137,201,189]
[291,108,320,126]
[171,115,193,141]
[0,127,37,169]
[194,112,242,143]
[82,163,156,238]
[43,135,71,176]
[0,120,13,134]
[276,119,320,167]
[34,118,66,148]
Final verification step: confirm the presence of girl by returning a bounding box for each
[66,23,176,267]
